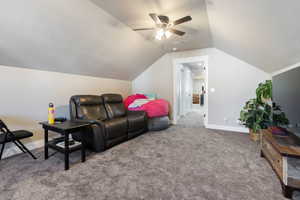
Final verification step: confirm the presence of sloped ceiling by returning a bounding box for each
[0,0,164,80]
[206,0,300,73]
[1,0,300,80]
[91,0,212,52]
[0,0,212,81]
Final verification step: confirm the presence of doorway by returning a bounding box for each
[173,56,208,126]
[177,65,193,117]
[190,61,206,115]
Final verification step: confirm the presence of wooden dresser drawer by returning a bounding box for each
[262,138,283,179]
[260,129,300,197]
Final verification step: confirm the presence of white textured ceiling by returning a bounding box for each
[0,0,164,80]
[1,0,300,80]
[91,0,213,52]
[206,0,300,73]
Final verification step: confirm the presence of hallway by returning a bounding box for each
[177,111,205,128]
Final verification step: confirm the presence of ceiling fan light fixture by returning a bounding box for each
[134,13,191,40]
[165,30,172,38]
[155,29,172,40]
[157,29,164,36]
[155,34,162,40]
[156,29,164,40]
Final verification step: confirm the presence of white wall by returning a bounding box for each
[132,53,173,110]
[172,48,271,130]
[132,48,271,131]
[0,65,131,158]
[206,49,271,129]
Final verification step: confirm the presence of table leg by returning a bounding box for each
[282,184,293,198]
[64,132,69,170]
[44,129,49,160]
[81,131,86,163]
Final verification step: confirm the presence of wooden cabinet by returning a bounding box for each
[261,136,284,181]
[261,129,300,198]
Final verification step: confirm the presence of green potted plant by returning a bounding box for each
[240,80,289,141]
[240,99,270,141]
[256,80,272,104]
[271,102,289,127]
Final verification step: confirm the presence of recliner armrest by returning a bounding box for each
[72,119,106,151]
[127,110,148,121]
[126,110,148,134]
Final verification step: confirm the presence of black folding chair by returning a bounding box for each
[0,119,37,160]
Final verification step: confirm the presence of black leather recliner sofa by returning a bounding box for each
[70,94,147,152]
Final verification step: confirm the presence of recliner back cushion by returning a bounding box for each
[102,94,126,119]
[70,95,107,121]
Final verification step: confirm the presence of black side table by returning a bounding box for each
[39,121,90,170]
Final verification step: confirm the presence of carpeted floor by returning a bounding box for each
[0,112,287,200]
[176,111,205,128]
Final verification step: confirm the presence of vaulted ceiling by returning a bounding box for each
[0,0,165,80]
[1,0,300,80]
[91,0,212,52]
[206,0,300,73]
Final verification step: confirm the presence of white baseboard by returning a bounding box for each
[206,124,249,133]
[2,139,44,159]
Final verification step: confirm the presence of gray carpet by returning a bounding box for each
[0,112,287,200]
[177,111,205,128]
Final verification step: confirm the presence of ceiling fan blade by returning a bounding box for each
[173,16,192,26]
[169,29,186,36]
[133,28,155,31]
[149,13,161,24]
[158,15,169,24]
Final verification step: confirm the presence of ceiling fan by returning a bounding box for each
[133,13,192,40]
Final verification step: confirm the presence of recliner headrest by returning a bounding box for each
[101,94,123,103]
[70,95,103,106]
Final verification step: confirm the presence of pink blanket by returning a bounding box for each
[124,94,147,108]
[124,94,169,118]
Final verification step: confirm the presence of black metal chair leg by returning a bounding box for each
[13,141,26,153]
[0,119,37,161]
[16,140,37,160]
[0,143,5,160]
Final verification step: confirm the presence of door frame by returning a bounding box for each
[172,56,209,126]
[179,66,184,117]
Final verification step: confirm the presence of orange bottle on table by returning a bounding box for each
[48,103,55,124]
